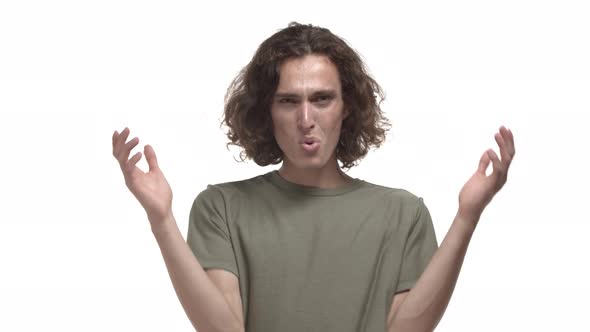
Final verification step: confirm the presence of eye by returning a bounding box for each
[279,98,295,104]
[314,95,333,104]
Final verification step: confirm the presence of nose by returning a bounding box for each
[297,100,316,131]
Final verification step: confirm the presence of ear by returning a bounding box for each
[343,107,351,119]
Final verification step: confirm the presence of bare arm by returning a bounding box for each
[112,127,243,332]
[387,213,476,332]
[388,126,515,331]
[152,215,244,332]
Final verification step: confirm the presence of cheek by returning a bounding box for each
[271,117,287,135]
[270,113,283,135]
[325,116,344,137]
[271,118,291,148]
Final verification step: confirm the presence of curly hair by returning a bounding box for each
[221,22,391,170]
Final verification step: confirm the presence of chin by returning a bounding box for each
[281,145,335,171]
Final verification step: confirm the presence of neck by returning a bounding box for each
[278,160,353,189]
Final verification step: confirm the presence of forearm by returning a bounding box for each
[389,212,477,332]
[151,215,243,332]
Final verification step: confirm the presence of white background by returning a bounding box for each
[1,0,589,331]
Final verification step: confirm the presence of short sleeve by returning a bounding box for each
[395,197,439,293]
[186,185,239,278]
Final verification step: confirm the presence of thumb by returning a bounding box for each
[144,144,159,171]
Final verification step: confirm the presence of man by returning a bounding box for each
[112,22,515,332]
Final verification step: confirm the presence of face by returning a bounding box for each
[270,54,348,172]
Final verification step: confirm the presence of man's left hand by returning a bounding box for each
[458,125,516,225]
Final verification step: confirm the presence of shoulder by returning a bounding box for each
[193,172,271,202]
[359,179,424,208]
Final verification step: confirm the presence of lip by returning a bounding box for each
[300,141,320,153]
[300,136,321,144]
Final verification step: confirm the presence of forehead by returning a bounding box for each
[275,54,341,94]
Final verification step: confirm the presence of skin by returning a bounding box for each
[271,54,355,189]
[112,129,172,228]
[112,132,245,332]
[112,54,516,331]
[457,126,516,223]
[388,126,516,331]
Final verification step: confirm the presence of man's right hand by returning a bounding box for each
[112,127,173,230]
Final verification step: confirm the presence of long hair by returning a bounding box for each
[222,22,391,170]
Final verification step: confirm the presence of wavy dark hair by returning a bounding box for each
[221,22,391,170]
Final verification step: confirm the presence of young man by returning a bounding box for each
[112,22,515,332]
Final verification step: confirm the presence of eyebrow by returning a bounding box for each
[274,89,337,99]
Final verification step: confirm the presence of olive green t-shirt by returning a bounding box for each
[186,170,438,332]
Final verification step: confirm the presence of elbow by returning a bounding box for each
[234,321,246,332]
[388,313,437,332]
[189,319,244,332]
[192,327,244,332]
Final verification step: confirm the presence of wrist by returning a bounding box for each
[149,212,176,237]
[454,212,479,232]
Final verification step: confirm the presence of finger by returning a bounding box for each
[113,127,130,157]
[127,151,142,169]
[488,149,501,170]
[120,137,140,164]
[144,144,159,171]
[477,150,491,174]
[487,149,506,187]
[500,126,515,156]
[507,128,515,157]
[494,132,512,166]
[118,127,131,151]
[112,129,123,156]
[112,130,119,157]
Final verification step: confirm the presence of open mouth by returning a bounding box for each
[301,141,320,152]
